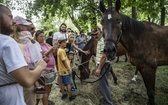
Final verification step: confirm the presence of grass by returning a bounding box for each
[42,55,168,105]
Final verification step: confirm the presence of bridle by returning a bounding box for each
[104,12,123,46]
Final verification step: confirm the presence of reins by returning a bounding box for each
[75,63,110,84]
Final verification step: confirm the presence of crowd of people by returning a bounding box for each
[0,4,114,105]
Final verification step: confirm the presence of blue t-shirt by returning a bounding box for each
[76,35,86,49]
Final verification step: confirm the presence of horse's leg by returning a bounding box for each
[139,66,156,105]
[125,54,128,62]
[132,67,138,81]
[116,56,119,63]
[110,67,117,84]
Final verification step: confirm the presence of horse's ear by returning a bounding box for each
[99,0,106,13]
[115,0,121,12]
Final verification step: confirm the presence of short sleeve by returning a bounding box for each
[59,49,66,61]
[2,39,27,73]
[53,32,58,40]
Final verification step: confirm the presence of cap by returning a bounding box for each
[14,16,32,26]
[68,51,75,54]
[58,36,67,43]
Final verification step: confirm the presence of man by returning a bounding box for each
[53,23,67,46]
[27,19,36,35]
[23,19,45,105]
[52,23,68,93]
[0,4,47,105]
[94,27,113,105]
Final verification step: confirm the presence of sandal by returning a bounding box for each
[34,87,47,94]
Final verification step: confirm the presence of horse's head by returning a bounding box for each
[99,0,122,61]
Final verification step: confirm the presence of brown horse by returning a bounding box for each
[99,0,168,105]
[116,42,128,62]
[78,35,117,84]
[78,36,97,80]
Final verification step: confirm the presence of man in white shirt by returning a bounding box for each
[94,27,113,105]
[53,23,67,46]
[0,4,46,105]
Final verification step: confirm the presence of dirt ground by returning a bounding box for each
[39,56,168,105]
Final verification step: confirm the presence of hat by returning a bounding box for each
[58,36,67,43]
[68,51,75,54]
[14,16,32,26]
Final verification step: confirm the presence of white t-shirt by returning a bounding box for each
[96,37,105,64]
[53,32,67,40]
[0,34,27,105]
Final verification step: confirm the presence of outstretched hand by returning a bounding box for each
[84,50,90,55]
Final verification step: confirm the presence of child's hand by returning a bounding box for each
[68,69,72,74]
[69,71,72,74]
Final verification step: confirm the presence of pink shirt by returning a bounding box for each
[40,44,55,71]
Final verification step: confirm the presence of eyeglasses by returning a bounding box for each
[70,37,74,38]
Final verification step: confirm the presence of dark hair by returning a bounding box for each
[58,39,67,44]
[59,23,67,32]
[91,27,101,35]
[80,30,84,34]
[48,31,53,37]
[34,30,44,39]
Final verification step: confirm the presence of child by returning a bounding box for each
[57,38,76,101]
[67,51,77,91]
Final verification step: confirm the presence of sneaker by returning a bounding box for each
[71,86,76,91]
[69,95,76,101]
[61,93,68,100]
[34,87,47,94]
[132,75,137,82]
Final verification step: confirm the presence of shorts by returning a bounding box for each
[42,69,56,85]
[61,75,72,85]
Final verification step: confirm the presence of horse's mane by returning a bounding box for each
[120,14,145,36]
[82,36,94,51]
[81,36,97,63]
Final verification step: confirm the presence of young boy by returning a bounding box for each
[57,38,76,101]
[67,51,77,91]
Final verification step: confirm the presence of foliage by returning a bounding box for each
[1,0,168,32]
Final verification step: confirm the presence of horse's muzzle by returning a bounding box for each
[104,42,117,61]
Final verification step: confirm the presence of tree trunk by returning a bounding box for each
[160,6,165,26]
[132,0,137,19]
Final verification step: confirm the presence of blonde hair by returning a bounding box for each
[11,25,22,42]
[68,33,75,43]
